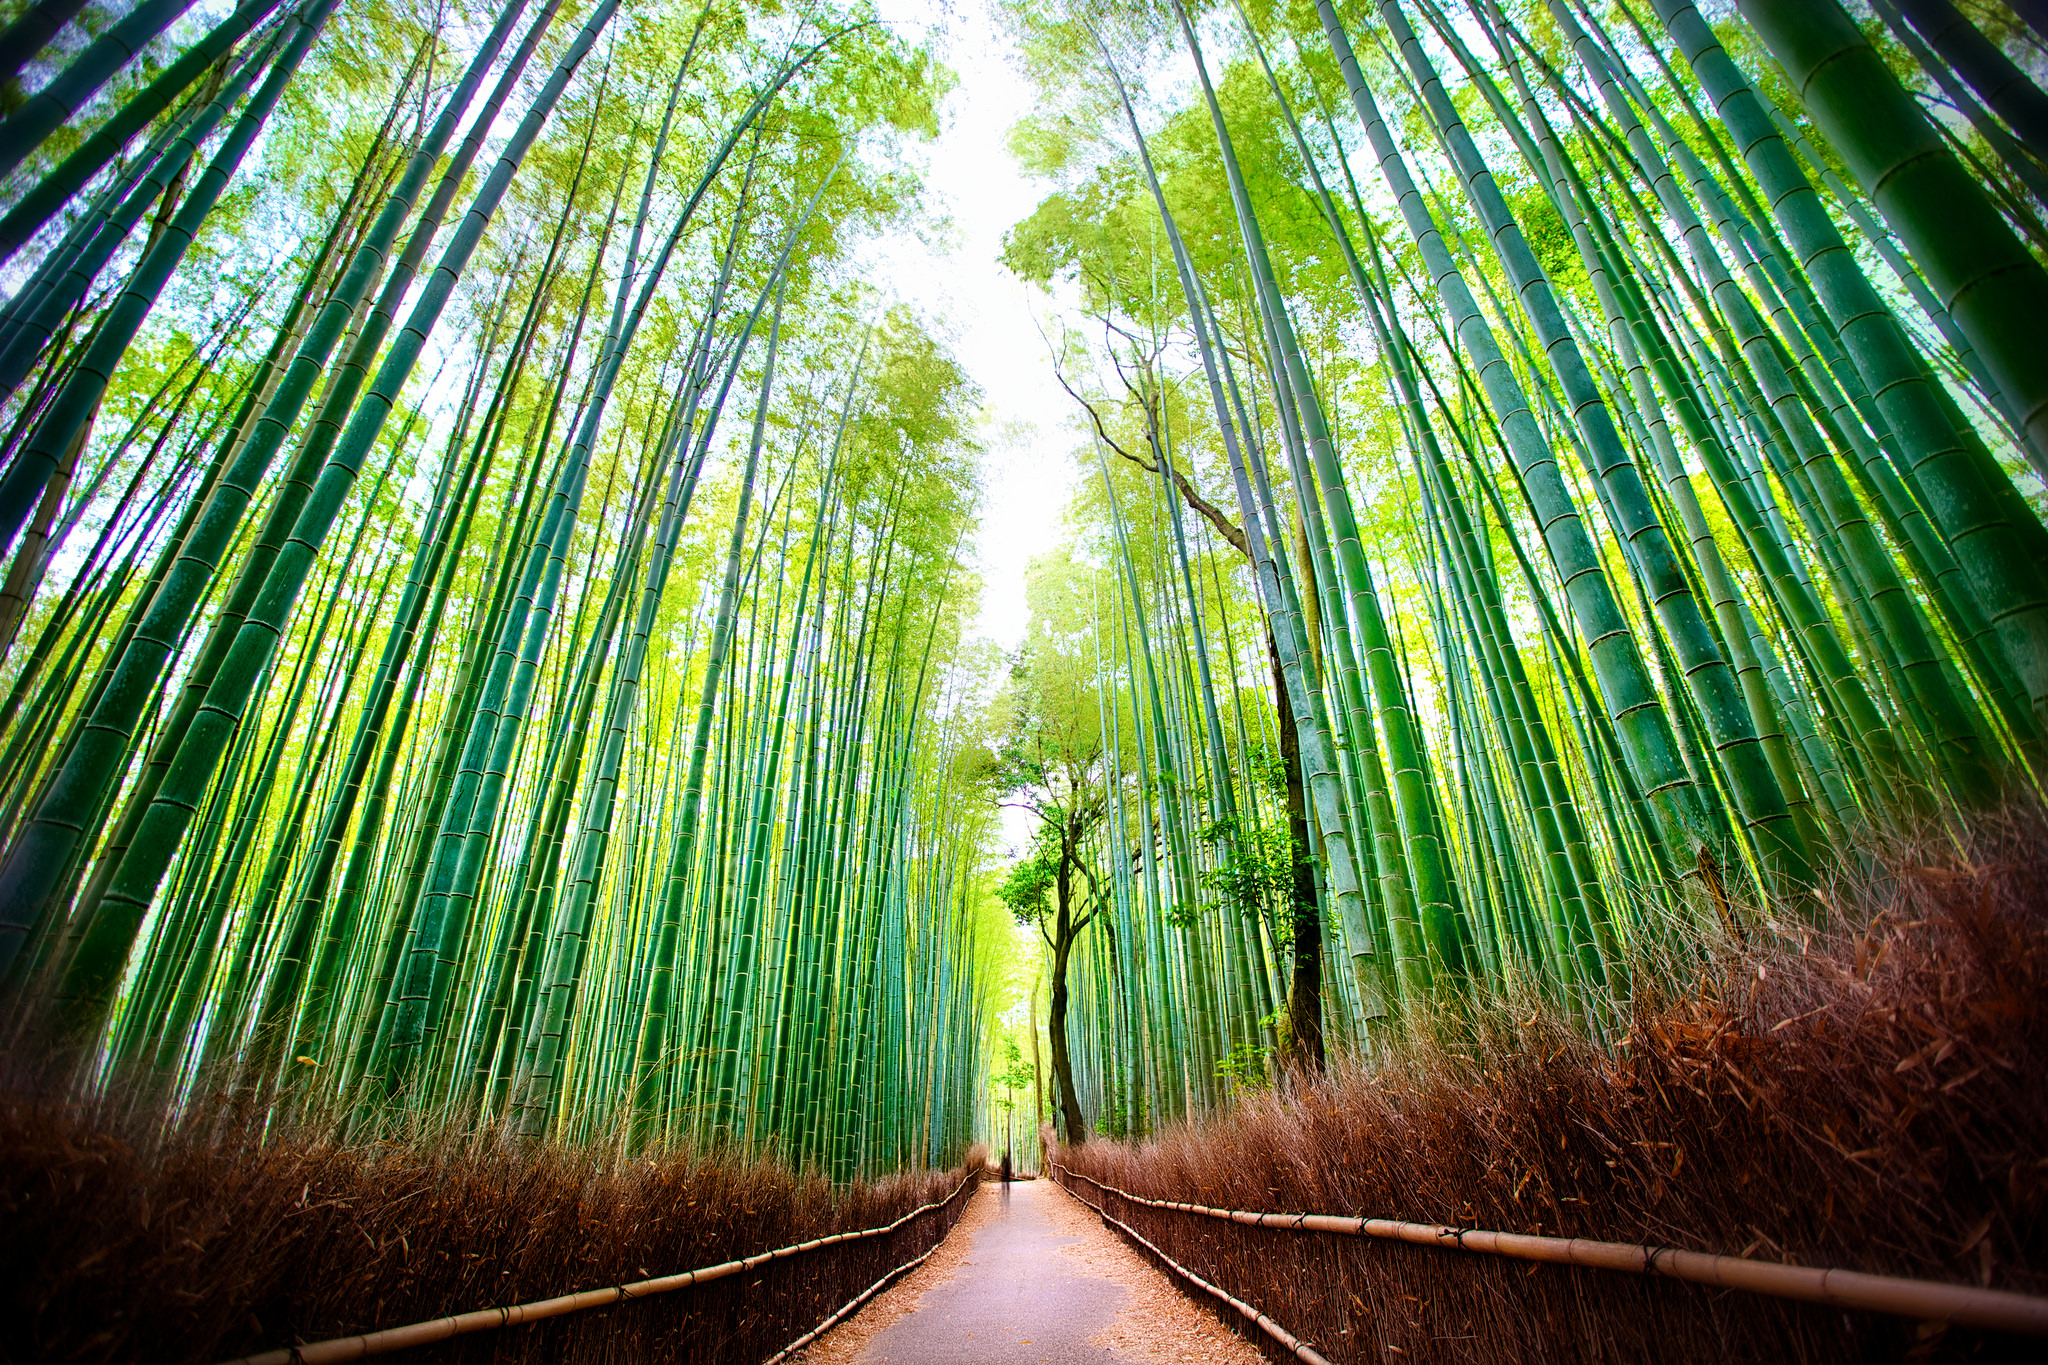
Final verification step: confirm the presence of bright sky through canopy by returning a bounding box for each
[861,0,1077,654]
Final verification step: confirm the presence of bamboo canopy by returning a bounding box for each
[994,0,2048,1131]
[0,0,2042,1165]
[0,0,998,1173]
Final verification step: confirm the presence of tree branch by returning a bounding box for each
[1119,351,1254,563]
[1033,304,1254,562]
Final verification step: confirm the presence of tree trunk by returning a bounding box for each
[1136,462,1326,1076]
[1270,629,1324,1074]
[1049,841,1087,1145]
[1048,934,1085,1145]
[1028,977,1045,1160]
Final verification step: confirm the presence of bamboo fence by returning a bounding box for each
[1051,1162,2048,1340]
[219,1168,982,1365]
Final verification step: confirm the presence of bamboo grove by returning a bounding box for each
[0,0,1004,1175]
[995,0,2048,1142]
[4,0,2048,1177]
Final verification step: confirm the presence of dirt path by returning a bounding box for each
[793,1178,1264,1365]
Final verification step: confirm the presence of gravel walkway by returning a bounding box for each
[793,1177,1264,1365]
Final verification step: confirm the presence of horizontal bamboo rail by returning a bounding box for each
[218,1168,980,1365]
[1056,1169,1332,1364]
[760,1237,944,1364]
[1050,1162,2048,1337]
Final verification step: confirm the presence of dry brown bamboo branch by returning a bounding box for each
[1050,1163,2048,1336]
[217,1170,981,1365]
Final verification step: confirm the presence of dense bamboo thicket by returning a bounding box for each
[0,0,1003,1175]
[4,0,2048,1347]
[988,0,2048,1145]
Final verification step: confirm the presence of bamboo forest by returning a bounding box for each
[0,0,2043,1359]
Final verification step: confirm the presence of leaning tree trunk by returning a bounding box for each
[1271,631,1324,1074]
[1049,846,1087,1147]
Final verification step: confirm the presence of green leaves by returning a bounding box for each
[996,840,1060,927]
[0,0,1001,1177]
[995,0,2048,1133]
[1197,815,1297,941]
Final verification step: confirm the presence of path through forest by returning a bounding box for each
[795,1178,1262,1365]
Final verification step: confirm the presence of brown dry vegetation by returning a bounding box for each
[1056,807,2048,1363]
[0,1097,979,1364]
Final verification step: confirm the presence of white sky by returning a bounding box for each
[860,0,1080,655]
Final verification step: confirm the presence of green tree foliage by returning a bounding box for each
[992,555,1110,1144]
[3,0,2045,1170]
[988,0,2048,1144]
[0,0,1004,1178]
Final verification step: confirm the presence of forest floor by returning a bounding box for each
[792,1176,1265,1365]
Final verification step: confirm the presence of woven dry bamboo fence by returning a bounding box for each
[1050,1161,2047,1361]
[219,1167,981,1365]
